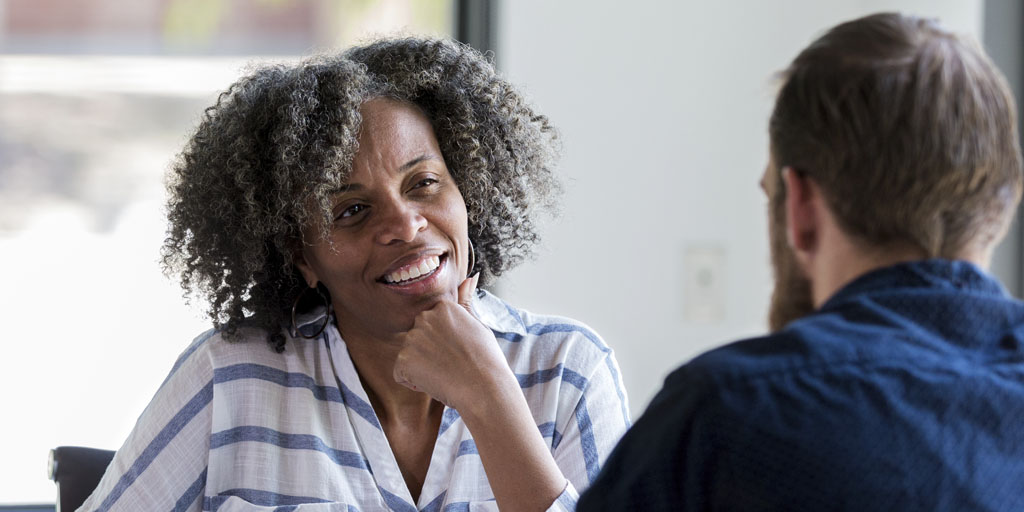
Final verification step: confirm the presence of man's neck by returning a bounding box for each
[811,247,920,308]
[809,228,989,308]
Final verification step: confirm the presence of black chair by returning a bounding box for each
[48,446,115,512]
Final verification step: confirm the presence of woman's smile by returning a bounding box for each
[379,252,452,295]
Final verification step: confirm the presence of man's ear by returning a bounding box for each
[782,167,821,262]
[293,248,319,289]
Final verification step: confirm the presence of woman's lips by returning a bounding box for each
[380,253,447,287]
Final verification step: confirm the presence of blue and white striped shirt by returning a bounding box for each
[80,290,630,511]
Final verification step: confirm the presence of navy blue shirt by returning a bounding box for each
[579,260,1024,511]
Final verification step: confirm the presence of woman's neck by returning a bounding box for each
[341,327,443,503]
[342,328,438,426]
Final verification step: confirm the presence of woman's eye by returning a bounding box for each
[412,177,439,189]
[337,204,367,220]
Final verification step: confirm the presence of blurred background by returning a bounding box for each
[0,0,1020,507]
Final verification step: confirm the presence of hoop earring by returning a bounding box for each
[467,238,476,278]
[290,286,332,339]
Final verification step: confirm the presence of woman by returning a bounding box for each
[80,38,629,511]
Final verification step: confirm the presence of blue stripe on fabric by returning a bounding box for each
[213,363,381,430]
[575,395,600,483]
[493,331,522,343]
[603,354,631,427]
[442,499,495,512]
[534,323,631,427]
[162,329,217,388]
[556,489,578,510]
[496,322,609,352]
[537,422,564,450]
[274,506,297,512]
[438,408,461,436]
[502,302,526,328]
[532,324,606,352]
[456,439,478,457]
[94,381,214,512]
[537,421,555,437]
[493,314,631,427]
[172,467,207,512]
[420,490,447,512]
[349,506,360,512]
[379,487,417,512]
[516,364,588,391]
[204,489,331,511]
[210,426,370,471]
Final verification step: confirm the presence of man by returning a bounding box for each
[578,12,1024,511]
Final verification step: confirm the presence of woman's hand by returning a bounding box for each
[393,274,517,410]
[393,274,569,511]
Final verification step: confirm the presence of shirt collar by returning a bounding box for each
[473,289,528,335]
[821,258,1008,312]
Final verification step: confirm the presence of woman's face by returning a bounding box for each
[296,98,471,340]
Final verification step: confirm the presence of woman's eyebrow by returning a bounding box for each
[330,155,439,195]
[399,154,437,172]
[331,183,363,195]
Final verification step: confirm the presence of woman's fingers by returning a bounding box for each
[457,273,480,314]
[391,360,416,391]
[392,295,506,410]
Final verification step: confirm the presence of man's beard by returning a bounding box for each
[768,194,815,332]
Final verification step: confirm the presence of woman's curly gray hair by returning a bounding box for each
[162,37,560,351]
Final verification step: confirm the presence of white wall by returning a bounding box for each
[495,0,985,417]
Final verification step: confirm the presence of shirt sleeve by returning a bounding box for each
[77,331,216,512]
[546,481,580,512]
[549,350,631,510]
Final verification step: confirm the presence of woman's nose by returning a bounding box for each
[375,201,428,244]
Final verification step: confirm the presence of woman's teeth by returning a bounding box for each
[385,255,441,284]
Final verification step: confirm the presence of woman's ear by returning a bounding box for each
[293,249,319,288]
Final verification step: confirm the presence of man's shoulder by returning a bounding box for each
[666,321,848,390]
[668,302,943,393]
[584,280,1024,510]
